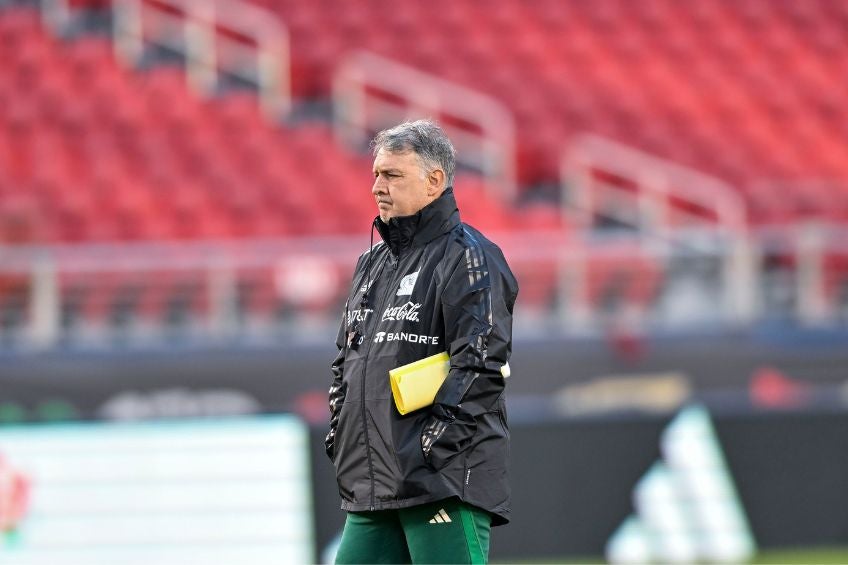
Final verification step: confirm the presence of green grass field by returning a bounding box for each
[494,546,848,564]
[751,547,848,564]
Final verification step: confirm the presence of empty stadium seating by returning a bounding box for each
[5,0,847,240]
[2,1,847,335]
[251,0,848,221]
[0,6,568,333]
[0,7,554,246]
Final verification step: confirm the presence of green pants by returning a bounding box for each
[335,497,492,564]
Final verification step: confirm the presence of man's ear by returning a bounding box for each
[427,169,445,196]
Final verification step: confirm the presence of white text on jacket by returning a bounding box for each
[374,331,439,345]
[381,302,421,322]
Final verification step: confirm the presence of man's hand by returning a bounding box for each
[421,404,476,470]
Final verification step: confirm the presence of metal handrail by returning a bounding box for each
[333,50,517,201]
[561,134,756,324]
[112,0,290,119]
[563,134,749,235]
[2,223,846,347]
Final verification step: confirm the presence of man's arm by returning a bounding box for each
[422,238,517,469]
[326,249,373,460]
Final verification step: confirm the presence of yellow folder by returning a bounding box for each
[389,352,512,415]
[389,352,451,415]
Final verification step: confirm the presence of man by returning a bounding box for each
[325,119,518,564]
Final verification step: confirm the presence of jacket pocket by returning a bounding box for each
[330,401,354,465]
[421,410,477,471]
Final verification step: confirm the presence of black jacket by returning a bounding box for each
[326,188,518,525]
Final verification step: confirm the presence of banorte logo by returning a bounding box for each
[0,454,31,535]
[373,331,439,345]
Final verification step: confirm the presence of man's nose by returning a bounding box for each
[372,177,387,195]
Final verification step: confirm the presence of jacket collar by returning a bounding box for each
[375,188,461,256]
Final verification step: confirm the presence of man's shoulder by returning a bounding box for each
[457,223,516,274]
[445,223,517,292]
[352,241,386,271]
[451,223,503,255]
[358,241,386,259]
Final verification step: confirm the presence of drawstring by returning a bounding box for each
[347,216,379,350]
[361,217,378,310]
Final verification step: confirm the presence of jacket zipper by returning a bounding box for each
[360,253,397,511]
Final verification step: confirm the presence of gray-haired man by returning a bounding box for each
[326,119,519,563]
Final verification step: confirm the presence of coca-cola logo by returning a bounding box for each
[382,302,422,322]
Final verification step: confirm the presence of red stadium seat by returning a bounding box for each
[234,0,847,218]
[2,0,847,249]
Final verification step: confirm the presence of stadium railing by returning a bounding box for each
[563,134,748,234]
[561,134,757,326]
[332,50,517,201]
[107,0,290,120]
[2,226,847,349]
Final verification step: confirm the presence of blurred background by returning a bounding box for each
[1,0,847,562]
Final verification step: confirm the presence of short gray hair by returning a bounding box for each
[371,119,456,186]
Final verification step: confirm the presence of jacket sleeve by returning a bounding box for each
[421,239,518,469]
[325,309,348,461]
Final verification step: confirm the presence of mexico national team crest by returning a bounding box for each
[396,270,419,296]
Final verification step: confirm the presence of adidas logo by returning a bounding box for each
[428,508,452,524]
[605,405,756,564]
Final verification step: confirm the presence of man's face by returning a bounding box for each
[372,149,434,223]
